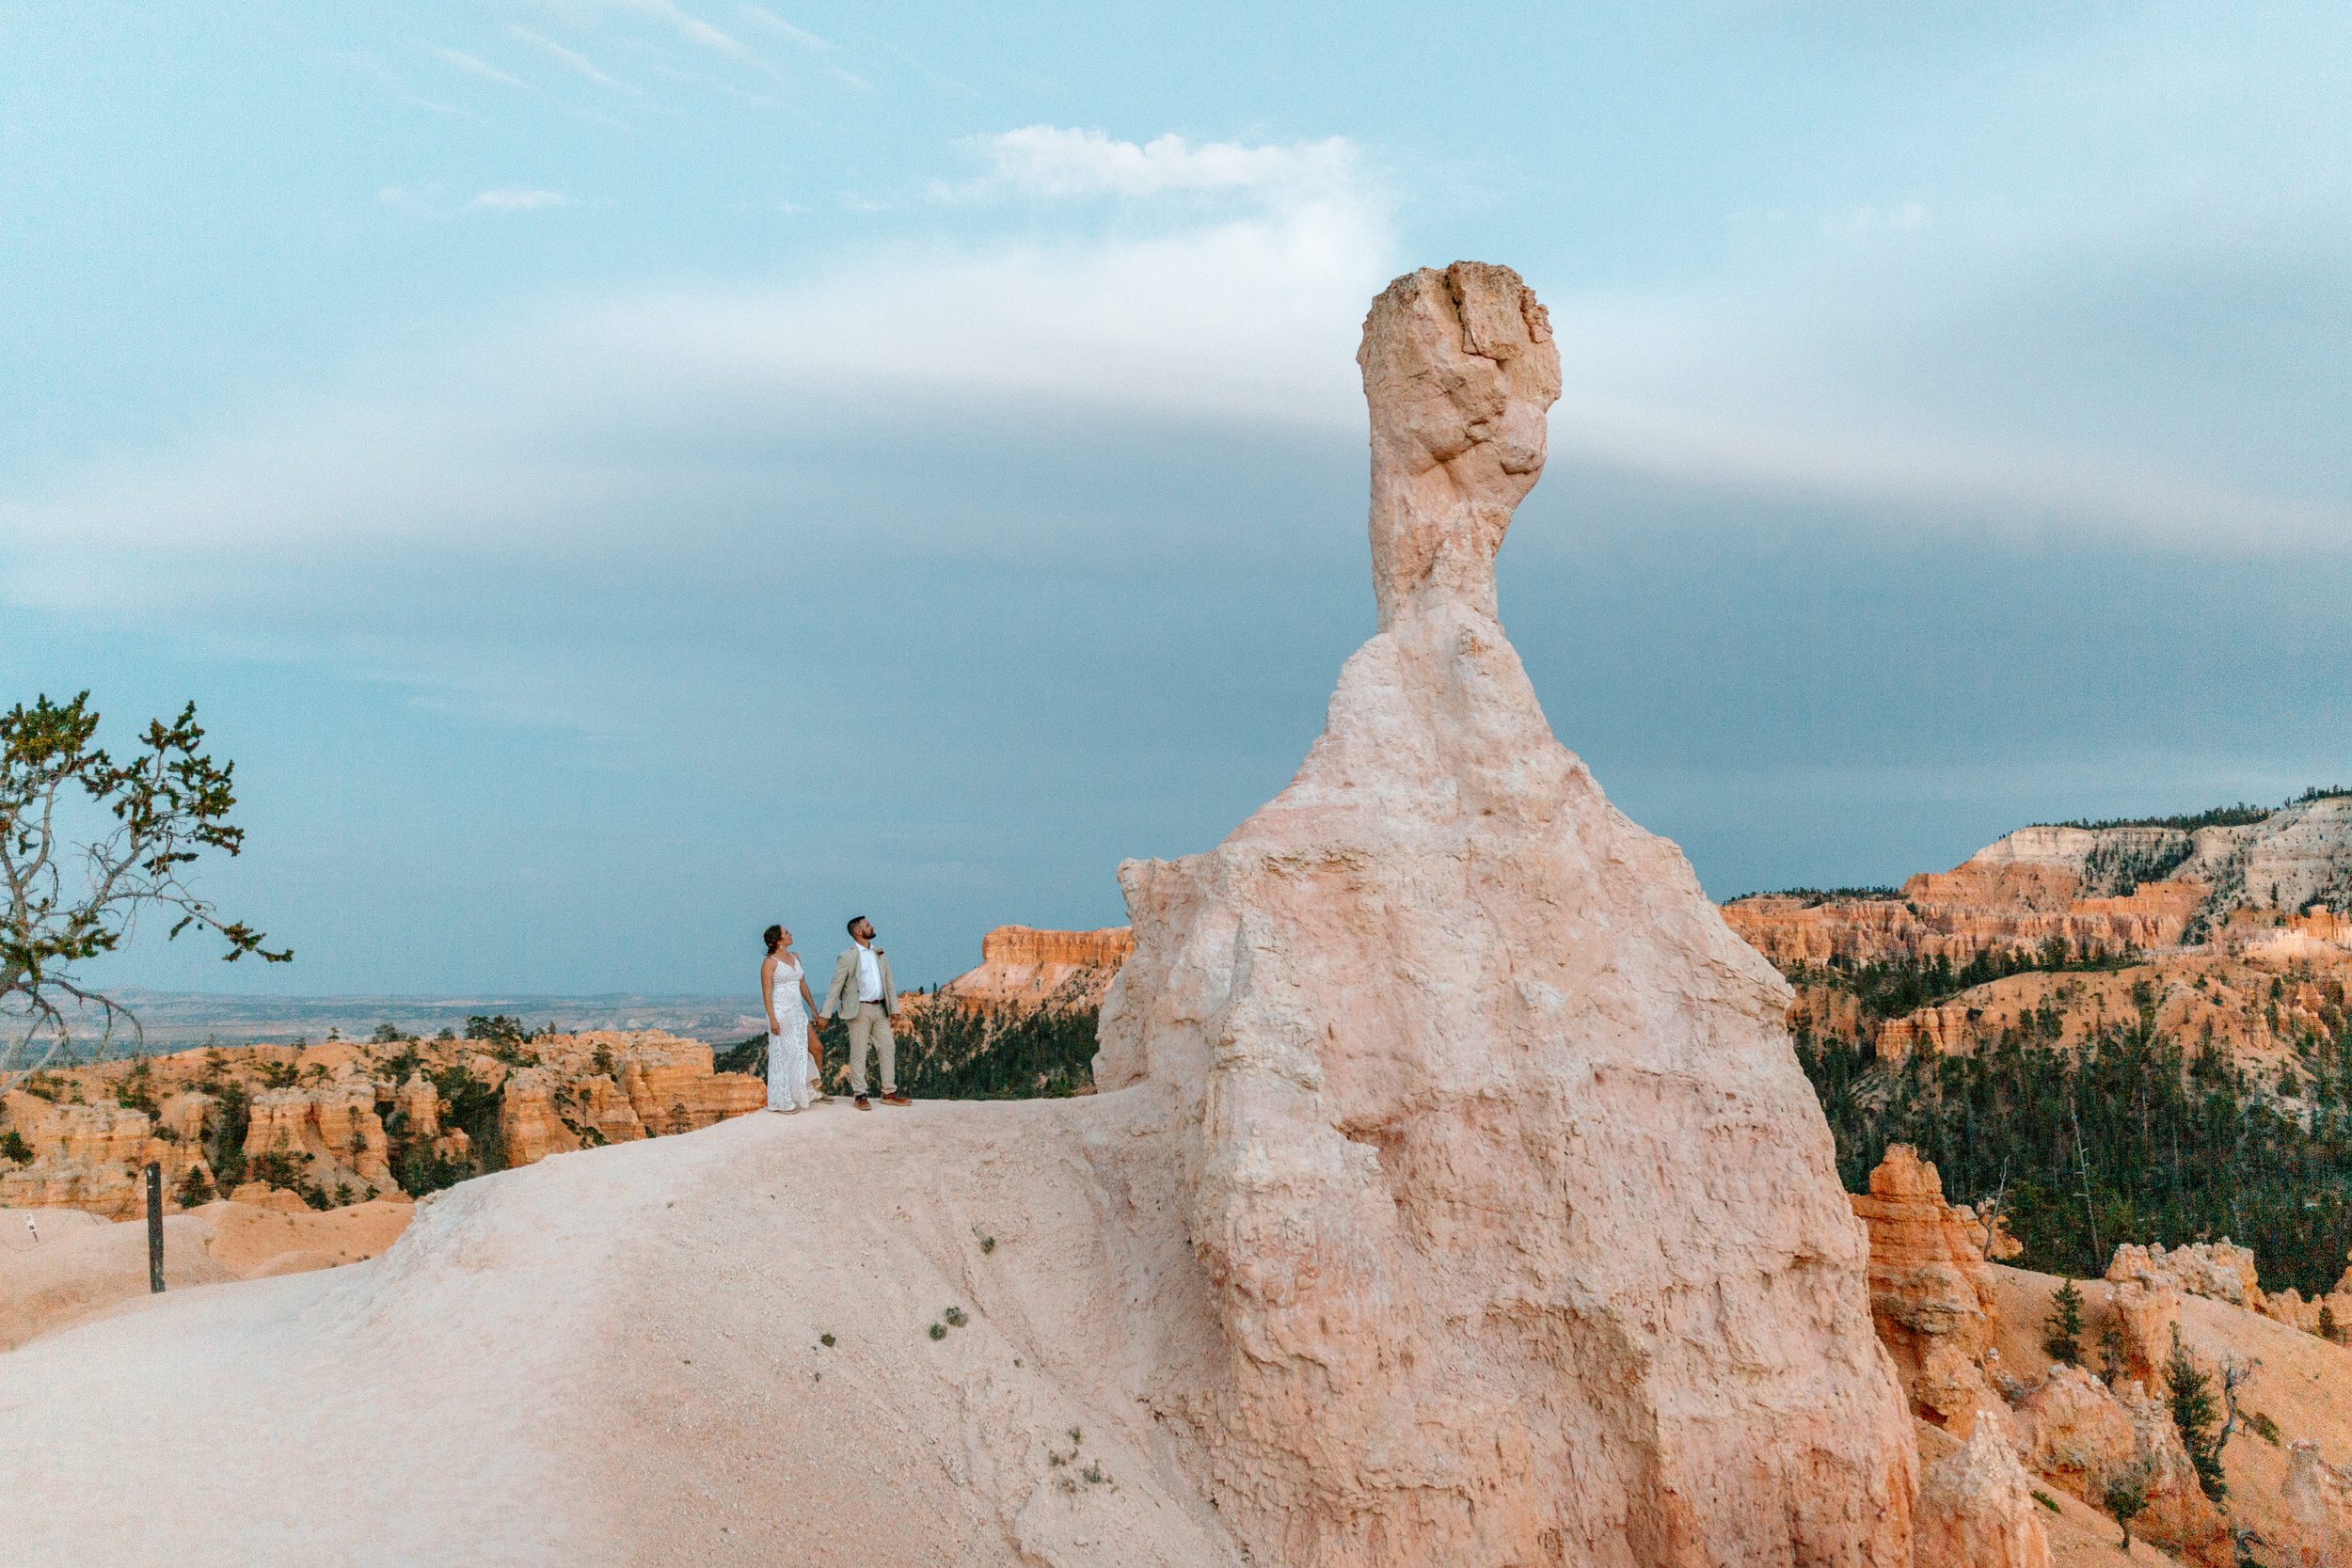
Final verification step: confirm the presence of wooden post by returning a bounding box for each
[145,1161,165,1293]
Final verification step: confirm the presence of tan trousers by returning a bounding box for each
[844,1002,896,1095]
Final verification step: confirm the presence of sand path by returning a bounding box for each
[0,1093,1242,1568]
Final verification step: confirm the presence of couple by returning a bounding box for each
[760,915,910,1113]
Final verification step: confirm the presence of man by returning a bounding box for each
[821,915,907,1110]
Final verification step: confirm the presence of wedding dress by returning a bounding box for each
[765,956,814,1111]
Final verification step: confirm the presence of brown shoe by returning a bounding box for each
[854,1094,871,1111]
[882,1091,911,1106]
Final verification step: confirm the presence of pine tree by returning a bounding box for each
[2322,1303,2341,1344]
[2044,1278,2086,1366]
[2166,1326,2228,1503]
[2105,1463,2149,1551]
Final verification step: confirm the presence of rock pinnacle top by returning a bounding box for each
[1358,261,1561,629]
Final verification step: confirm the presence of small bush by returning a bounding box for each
[0,1130,31,1164]
[2105,1463,2151,1550]
[943,1307,967,1327]
[928,1323,947,1340]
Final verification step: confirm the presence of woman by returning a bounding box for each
[760,924,824,1113]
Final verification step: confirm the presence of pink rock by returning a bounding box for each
[1097,261,1916,1568]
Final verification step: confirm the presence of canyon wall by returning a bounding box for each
[1725,798,2352,973]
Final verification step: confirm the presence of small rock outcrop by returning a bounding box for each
[2285,1439,2352,1568]
[2108,1240,2263,1307]
[1096,261,1915,1566]
[2008,1364,2229,1566]
[1849,1146,2001,1433]
[1913,1412,2052,1568]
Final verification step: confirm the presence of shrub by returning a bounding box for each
[2105,1463,2150,1549]
[174,1164,215,1208]
[0,1130,32,1164]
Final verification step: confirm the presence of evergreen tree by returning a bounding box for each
[2166,1326,2229,1504]
[2105,1464,2150,1551]
[2322,1303,2342,1344]
[2044,1279,2086,1366]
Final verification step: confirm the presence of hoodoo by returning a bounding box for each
[1096,261,1917,1565]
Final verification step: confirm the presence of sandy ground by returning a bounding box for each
[0,1197,412,1351]
[0,1092,1246,1568]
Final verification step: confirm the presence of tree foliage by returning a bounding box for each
[1,693,286,1093]
[2044,1279,2085,1366]
[2165,1327,2229,1504]
[1797,1011,2352,1296]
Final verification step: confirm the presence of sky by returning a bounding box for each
[3,1,2349,995]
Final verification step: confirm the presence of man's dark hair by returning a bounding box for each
[846,915,866,935]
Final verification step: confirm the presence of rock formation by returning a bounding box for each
[2108,1240,2263,1308]
[2005,1362,2228,1565]
[1850,1147,2002,1433]
[1094,261,1915,1567]
[933,925,1136,1013]
[1724,800,2352,974]
[0,1032,762,1222]
[2285,1439,2352,1568]
[1912,1412,2052,1568]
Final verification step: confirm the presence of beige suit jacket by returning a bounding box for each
[821,942,896,1020]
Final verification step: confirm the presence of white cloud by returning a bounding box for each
[0,129,1390,604]
[608,0,783,84]
[966,127,1358,202]
[508,26,641,95]
[468,188,575,212]
[434,47,532,92]
[735,5,828,53]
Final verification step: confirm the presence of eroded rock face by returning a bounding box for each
[2008,1364,2228,1567]
[2285,1439,2352,1568]
[935,925,1136,1013]
[2108,1240,2262,1307]
[1913,1413,2051,1568]
[1096,261,1915,1568]
[1850,1146,2001,1433]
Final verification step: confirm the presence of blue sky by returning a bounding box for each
[4,1,2348,993]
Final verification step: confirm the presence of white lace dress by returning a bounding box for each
[764,956,814,1111]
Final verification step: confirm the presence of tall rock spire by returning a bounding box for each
[1098,262,1919,1567]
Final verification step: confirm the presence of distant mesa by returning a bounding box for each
[930,924,1135,1014]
